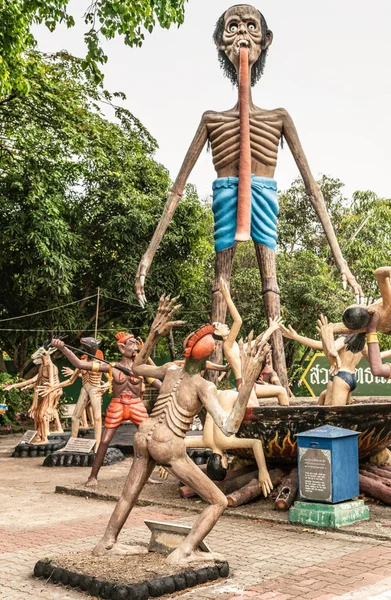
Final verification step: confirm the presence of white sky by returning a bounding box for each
[34,0,391,200]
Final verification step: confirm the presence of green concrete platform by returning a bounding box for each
[289,499,370,529]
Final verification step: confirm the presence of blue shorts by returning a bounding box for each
[329,371,357,392]
[212,175,278,253]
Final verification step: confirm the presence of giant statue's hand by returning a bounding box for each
[135,255,150,308]
[151,294,185,338]
[340,263,364,304]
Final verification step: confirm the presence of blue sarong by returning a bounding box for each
[212,175,278,252]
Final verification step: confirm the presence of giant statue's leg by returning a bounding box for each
[254,242,289,391]
[166,453,227,566]
[93,433,155,556]
[208,246,237,383]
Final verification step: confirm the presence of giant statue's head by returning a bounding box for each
[213,4,273,86]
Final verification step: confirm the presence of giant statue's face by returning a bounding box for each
[220,5,264,70]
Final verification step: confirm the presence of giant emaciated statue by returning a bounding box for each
[135,5,362,389]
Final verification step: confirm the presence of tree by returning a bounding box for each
[0,51,213,373]
[0,0,187,97]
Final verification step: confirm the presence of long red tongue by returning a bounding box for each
[235,45,251,242]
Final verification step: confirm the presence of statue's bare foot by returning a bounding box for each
[93,541,148,557]
[85,476,97,487]
[166,548,226,567]
[31,440,49,445]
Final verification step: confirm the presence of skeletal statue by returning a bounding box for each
[90,295,272,566]
[135,5,362,390]
[38,337,106,452]
[4,343,63,443]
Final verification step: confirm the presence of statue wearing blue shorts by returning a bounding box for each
[135,5,361,390]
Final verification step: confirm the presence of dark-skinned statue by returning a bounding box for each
[135,5,362,389]
[51,332,161,487]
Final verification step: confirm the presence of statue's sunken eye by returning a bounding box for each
[248,22,256,31]
[229,23,238,33]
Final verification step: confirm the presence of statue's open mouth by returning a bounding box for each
[238,39,249,48]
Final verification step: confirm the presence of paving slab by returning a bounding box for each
[4,432,391,600]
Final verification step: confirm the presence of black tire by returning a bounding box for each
[207,566,219,581]
[90,578,103,596]
[79,574,93,592]
[69,571,80,587]
[196,567,210,584]
[112,585,129,600]
[51,567,62,584]
[184,569,198,588]
[100,581,113,599]
[173,572,187,591]
[42,562,53,578]
[33,561,45,578]
[129,582,149,600]
[60,568,71,585]
[219,561,229,578]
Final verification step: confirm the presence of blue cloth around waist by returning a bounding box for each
[212,175,278,253]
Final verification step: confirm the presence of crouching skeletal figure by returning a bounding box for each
[93,295,272,566]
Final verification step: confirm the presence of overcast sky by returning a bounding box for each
[34,0,391,200]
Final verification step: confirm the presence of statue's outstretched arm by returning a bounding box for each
[135,117,208,307]
[374,267,391,309]
[279,323,322,351]
[282,110,363,301]
[3,374,38,390]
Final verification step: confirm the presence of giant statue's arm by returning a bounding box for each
[282,110,362,299]
[135,117,209,307]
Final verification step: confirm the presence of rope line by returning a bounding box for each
[0,294,98,323]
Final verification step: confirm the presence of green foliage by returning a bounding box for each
[0,373,32,429]
[0,51,213,372]
[0,0,187,97]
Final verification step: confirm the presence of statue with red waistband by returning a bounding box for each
[50,331,161,487]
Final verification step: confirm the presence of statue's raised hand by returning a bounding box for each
[240,332,270,385]
[151,294,185,337]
